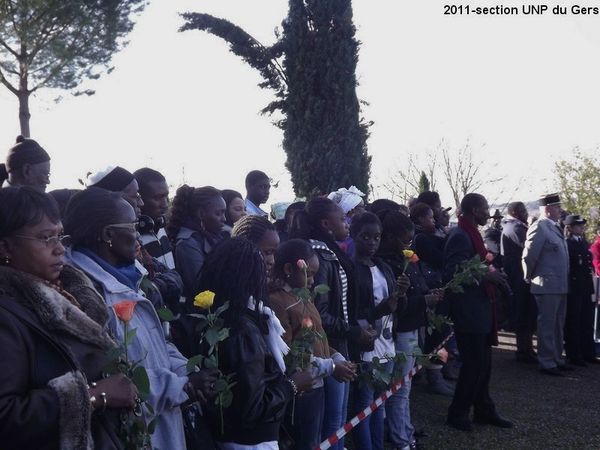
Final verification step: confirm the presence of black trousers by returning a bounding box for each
[448,332,495,419]
[564,292,596,361]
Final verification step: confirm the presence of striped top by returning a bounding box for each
[310,239,349,322]
[140,228,175,270]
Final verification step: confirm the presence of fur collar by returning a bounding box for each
[0,265,114,350]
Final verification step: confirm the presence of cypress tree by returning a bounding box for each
[181,0,371,198]
[418,171,431,193]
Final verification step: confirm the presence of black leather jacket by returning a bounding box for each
[311,240,361,359]
[206,309,294,445]
[352,257,398,325]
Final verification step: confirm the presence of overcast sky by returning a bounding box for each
[1,0,599,209]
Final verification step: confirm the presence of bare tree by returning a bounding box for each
[381,149,439,203]
[440,139,503,210]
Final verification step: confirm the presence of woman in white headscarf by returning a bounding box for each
[327,186,366,257]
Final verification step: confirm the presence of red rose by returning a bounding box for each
[114,300,136,323]
[301,317,313,329]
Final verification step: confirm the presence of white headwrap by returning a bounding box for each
[327,185,365,214]
[247,297,289,373]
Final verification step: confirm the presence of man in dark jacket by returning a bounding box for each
[444,193,513,432]
[563,215,598,365]
[501,201,537,362]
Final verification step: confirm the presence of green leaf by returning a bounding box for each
[204,356,218,369]
[217,328,230,342]
[214,378,229,392]
[219,390,234,408]
[215,301,230,316]
[205,327,220,347]
[132,366,150,400]
[313,284,330,295]
[395,352,407,364]
[157,307,175,322]
[186,355,204,373]
[188,313,208,320]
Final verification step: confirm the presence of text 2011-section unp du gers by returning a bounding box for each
[442,4,599,16]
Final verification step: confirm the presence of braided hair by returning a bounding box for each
[231,215,275,244]
[166,185,222,242]
[198,237,267,328]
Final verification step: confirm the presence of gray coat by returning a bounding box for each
[522,218,569,295]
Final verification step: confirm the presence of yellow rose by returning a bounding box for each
[194,290,215,309]
[402,250,415,259]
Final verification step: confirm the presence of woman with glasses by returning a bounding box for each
[0,186,138,449]
[63,187,218,450]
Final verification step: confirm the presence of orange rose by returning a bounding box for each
[114,300,136,323]
[301,317,313,329]
[409,253,420,263]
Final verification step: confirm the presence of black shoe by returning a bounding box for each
[539,367,564,376]
[584,357,600,364]
[569,358,587,367]
[558,364,575,371]
[446,416,474,432]
[516,353,537,364]
[473,413,514,428]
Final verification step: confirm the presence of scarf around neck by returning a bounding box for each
[77,247,142,291]
[247,296,289,373]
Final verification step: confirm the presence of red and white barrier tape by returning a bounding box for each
[316,332,455,450]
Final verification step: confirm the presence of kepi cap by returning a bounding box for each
[539,193,561,206]
[563,214,586,226]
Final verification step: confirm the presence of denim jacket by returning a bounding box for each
[65,248,189,450]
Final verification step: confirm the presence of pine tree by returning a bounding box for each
[0,0,146,136]
[181,0,371,198]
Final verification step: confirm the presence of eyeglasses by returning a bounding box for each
[13,234,72,248]
[104,221,139,233]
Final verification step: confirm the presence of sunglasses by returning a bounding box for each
[104,221,139,233]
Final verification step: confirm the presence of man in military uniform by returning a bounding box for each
[522,194,571,376]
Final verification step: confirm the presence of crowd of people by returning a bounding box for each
[0,135,598,450]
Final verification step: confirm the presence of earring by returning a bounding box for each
[286,273,291,279]
[108,240,113,248]
[3,256,9,265]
